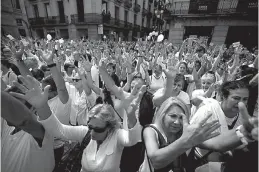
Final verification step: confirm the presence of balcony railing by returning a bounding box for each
[133,24,141,31]
[169,0,258,16]
[134,4,141,13]
[70,13,102,24]
[29,16,69,26]
[103,17,133,29]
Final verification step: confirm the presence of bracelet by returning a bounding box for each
[47,63,56,68]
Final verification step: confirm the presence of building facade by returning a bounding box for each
[25,0,156,41]
[165,0,258,48]
[1,0,31,38]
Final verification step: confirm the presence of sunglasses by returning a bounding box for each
[72,79,81,82]
[88,125,107,133]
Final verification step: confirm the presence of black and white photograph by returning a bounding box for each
[1,0,258,172]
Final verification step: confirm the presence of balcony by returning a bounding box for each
[70,13,102,25]
[124,0,132,9]
[29,16,69,26]
[103,17,132,29]
[134,4,141,13]
[124,21,133,29]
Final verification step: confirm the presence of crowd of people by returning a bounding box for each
[1,34,258,172]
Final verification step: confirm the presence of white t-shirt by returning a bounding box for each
[149,74,166,94]
[1,119,55,172]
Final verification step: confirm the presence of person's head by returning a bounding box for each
[154,97,189,135]
[178,62,188,75]
[40,65,51,77]
[217,61,226,74]
[41,75,58,100]
[194,60,201,71]
[173,74,185,94]
[154,64,162,77]
[87,104,120,142]
[1,59,11,72]
[71,73,83,89]
[64,63,75,73]
[131,60,137,71]
[201,71,216,92]
[220,80,249,114]
[235,65,257,83]
[31,69,44,82]
[196,46,205,57]
[107,63,116,76]
[130,73,146,92]
[65,49,72,56]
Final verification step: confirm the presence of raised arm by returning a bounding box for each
[9,75,88,143]
[11,42,32,77]
[143,113,220,169]
[99,59,124,100]
[153,69,176,107]
[41,48,69,104]
[1,91,45,141]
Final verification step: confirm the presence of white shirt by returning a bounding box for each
[2,69,17,87]
[149,74,166,94]
[1,119,55,172]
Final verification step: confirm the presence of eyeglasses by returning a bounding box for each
[88,125,107,133]
[72,79,81,82]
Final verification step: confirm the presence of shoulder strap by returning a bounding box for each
[147,125,167,147]
[7,71,11,78]
[228,113,240,130]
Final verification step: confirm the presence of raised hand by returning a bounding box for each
[9,75,50,109]
[238,102,258,141]
[163,68,177,80]
[10,42,24,60]
[181,114,221,147]
[126,85,147,115]
[41,48,55,65]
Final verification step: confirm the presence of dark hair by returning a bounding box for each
[179,61,188,73]
[174,73,185,85]
[31,69,44,82]
[40,65,50,72]
[107,63,116,71]
[42,75,57,92]
[64,63,75,72]
[220,80,249,99]
[1,59,11,68]
[196,46,205,53]
[195,60,201,67]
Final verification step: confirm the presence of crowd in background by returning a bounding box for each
[1,34,258,172]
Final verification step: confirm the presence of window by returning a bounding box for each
[44,3,50,18]
[142,17,144,26]
[16,0,21,9]
[18,29,26,37]
[124,10,128,22]
[33,5,39,18]
[16,19,23,26]
[115,6,120,19]
[134,14,137,25]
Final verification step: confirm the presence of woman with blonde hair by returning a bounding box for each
[140,97,221,172]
